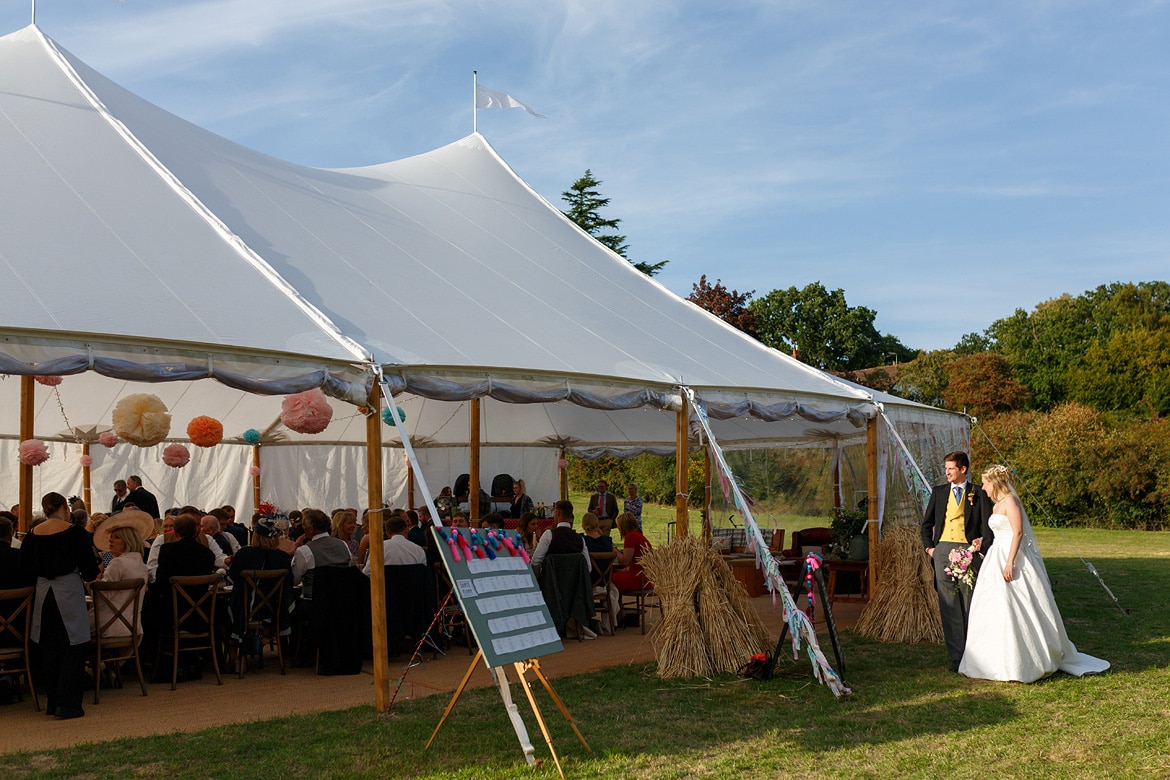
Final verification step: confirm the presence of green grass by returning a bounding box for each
[4,528,1168,779]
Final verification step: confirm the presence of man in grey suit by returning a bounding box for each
[921,451,993,672]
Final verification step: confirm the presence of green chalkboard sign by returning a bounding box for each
[432,526,563,667]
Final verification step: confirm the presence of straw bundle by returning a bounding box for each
[854,523,943,643]
[641,536,772,679]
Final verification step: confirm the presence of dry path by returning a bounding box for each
[0,595,863,754]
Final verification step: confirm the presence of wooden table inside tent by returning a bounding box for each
[721,554,767,598]
[824,558,869,604]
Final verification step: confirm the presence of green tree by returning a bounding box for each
[687,275,759,338]
[749,282,914,370]
[892,350,956,407]
[561,170,666,277]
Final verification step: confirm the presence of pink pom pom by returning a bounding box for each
[280,389,333,434]
[162,443,191,468]
[18,439,50,466]
[557,458,569,469]
[34,375,63,387]
[79,454,94,468]
[99,431,119,448]
[249,466,261,478]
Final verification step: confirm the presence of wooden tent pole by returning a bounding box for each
[18,376,34,534]
[558,448,567,501]
[366,385,389,712]
[469,398,481,520]
[407,455,416,511]
[675,396,689,538]
[866,415,879,596]
[701,446,712,545]
[251,445,262,512]
[82,442,92,511]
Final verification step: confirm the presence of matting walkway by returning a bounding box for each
[0,594,863,754]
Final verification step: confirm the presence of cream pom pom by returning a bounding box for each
[112,393,172,447]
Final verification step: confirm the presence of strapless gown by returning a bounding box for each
[958,513,1109,683]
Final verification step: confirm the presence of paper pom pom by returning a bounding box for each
[34,375,63,387]
[162,443,191,468]
[112,393,171,447]
[186,415,224,448]
[557,458,569,469]
[79,454,94,468]
[243,428,262,445]
[280,389,333,434]
[99,431,119,448]
[249,466,261,478]
[18,439,50,466]
[381,405,407,425]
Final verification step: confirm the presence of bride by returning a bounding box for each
[959,465,1109,683]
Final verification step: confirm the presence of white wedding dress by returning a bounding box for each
[959,511,1109,683]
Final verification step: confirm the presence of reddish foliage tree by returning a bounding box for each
[688,275,759,338]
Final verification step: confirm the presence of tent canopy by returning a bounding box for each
[0,23,886,457]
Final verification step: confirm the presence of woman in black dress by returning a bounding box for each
[21,492,100,719]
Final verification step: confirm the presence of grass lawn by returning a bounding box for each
[3,527,1167,779]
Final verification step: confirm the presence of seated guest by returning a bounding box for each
[450,512,470,529]
[581,513,613,554]
[611,512,653,593]
[405,509,426,547]
[228,519,294,642]
[480,513,505,530]
[291,509,353,592]
[89,510,152,646]
[219,506,248,548]
[516,512,539,555]
[200,515,238,569]
[145,514,216,638]
[363,516,426,573]
[332,509,360,562]
[530,500,590,570]
[286,510,305,542]
[145,514,177,583]
[0,513,32,588]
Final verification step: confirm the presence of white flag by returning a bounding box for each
[475,84,546,119]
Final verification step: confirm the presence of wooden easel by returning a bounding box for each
[425,648,590,779]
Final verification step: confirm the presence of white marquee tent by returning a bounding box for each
[0,24,964,517]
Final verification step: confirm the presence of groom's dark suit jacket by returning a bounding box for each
[920,481,994,554]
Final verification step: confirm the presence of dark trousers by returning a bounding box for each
[36,591,87,714]
[933,541,974,670]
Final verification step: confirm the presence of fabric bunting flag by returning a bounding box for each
[475,83,546,118]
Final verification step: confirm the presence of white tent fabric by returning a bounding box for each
[0,25,960,514]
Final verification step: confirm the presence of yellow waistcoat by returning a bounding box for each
[939,487,968,543]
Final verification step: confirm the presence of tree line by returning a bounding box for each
[562,170,1169,529]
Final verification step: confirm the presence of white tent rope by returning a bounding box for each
[685,386,850,697]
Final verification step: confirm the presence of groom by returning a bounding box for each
[921,451,993,671]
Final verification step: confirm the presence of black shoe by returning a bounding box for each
[55,707,85,720]
[0,678,15,706]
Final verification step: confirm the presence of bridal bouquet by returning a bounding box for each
[945,546,977,591]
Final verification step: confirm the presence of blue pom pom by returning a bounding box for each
[382,406,407,425]
[243,428,261,444]
[396,405,407,423]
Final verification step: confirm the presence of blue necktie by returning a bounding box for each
[953,486,963,505]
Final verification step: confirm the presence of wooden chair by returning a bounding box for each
[0,586,38,710]
[156,574,223,690]
[589,552,618,635]
[88,579,148,703]
[617,570,659,635]
[236,569,288,678]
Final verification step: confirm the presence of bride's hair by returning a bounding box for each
[981,464,1015,499]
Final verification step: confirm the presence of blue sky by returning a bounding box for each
[6,1,1169,350]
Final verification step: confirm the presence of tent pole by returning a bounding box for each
[251,446,262,513]
[366,386,389,712]
[558,447,568,501]
[469,398,481,520]
[407,455,416,511]
[701,446,712,545]
[82,442,92,511]
[675,396,689,538]
[19,376,34,534]
[866,415,879,597]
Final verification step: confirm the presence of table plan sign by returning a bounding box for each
[432,526,562,666]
